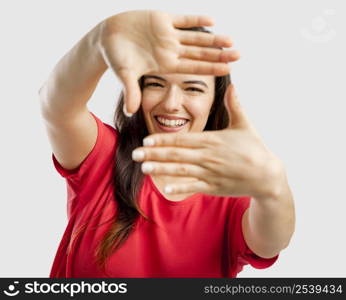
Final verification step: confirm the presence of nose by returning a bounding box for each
[160,86,184,112]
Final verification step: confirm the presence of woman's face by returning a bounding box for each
[141,73,215,134]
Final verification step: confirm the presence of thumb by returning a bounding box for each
[224,84,249,129]
[118,70,141,117]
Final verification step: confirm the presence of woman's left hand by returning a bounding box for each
[132,84,286,199]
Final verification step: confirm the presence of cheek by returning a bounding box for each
[187,101,213,131]
[188,102,212,120]
[141,96,158,116]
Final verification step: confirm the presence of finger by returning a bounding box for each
[141,161,210,180]
[179,46,240,63]
[226,85,260,136]
[142,132,218,148]
[99,39,138,114]
[132,146,205,164]
[174,58,230,76]
[177,30,232,48]
[163,180,210,195]
[228,84,252,129]
[172,15,214,28]
[117,69,142,116]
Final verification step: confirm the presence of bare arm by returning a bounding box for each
[39,22,107,121]
[242,170,296,258]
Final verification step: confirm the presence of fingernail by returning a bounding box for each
[132,150,145,161]
[142,162,154,173]
[143,138,155,146]
[123,104,133,117]
[164,186,173,194]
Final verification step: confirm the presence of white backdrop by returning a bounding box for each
[0,0,345,277]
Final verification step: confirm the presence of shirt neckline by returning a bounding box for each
[146,175,202,206]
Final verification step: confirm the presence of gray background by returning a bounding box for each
[0,0,345,277]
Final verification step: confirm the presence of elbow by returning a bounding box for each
[250,244,282,259]
[255,234,294,258]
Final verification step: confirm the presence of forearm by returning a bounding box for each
[39,21,108,120]
[243,170,296,258]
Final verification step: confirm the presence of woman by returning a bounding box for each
[40,10,295,278]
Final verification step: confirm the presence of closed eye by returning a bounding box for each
[144,83,204,93]
[186,87,204,93]
[144,82,163,87]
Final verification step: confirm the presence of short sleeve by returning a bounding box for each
[229,196,279,276]
[51,112,118,219]
[51,111,117,201]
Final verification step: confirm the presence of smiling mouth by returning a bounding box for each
[154,116,190,128]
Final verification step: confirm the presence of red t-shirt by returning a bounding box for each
[49,112,279,278]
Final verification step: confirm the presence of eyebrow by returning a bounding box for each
[143,75,209,89]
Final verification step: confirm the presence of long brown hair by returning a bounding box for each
[94,26,232,271]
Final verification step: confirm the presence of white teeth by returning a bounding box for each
[157,117,187,127]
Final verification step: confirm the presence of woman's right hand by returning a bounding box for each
[97,10,240,116]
